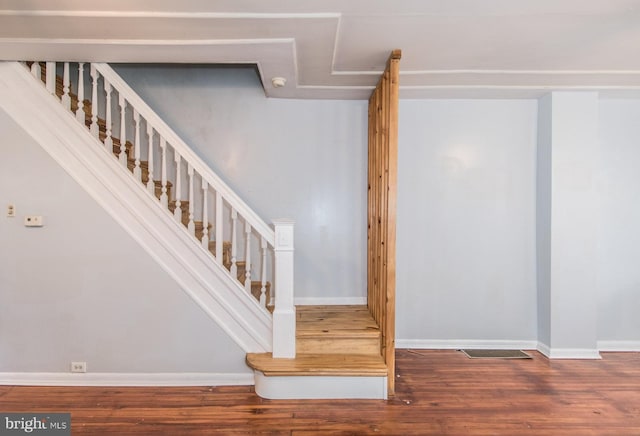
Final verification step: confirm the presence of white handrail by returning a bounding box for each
[93,63,276,245]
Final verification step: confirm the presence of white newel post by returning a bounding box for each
[272,219,296,358]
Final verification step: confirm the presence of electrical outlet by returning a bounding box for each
[70,361,87,373]
[7,204,15,217]
[24,215,43,227]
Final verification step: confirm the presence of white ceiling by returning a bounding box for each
[1,0,640,99]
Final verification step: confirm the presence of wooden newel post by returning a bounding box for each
[272,219,296,358]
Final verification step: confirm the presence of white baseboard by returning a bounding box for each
[295,297,367,306]
[597,340,640,352]
[537,345,601,359]
[537,342,551,357]
[397,340,604,359]
[0,372,254,387]
[396,339,539,350]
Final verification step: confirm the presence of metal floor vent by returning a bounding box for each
[460,349,532,359]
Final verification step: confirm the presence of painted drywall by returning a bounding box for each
[6,61,639,357]
[113,65,369,303]
[0,108,249,374]
[536,94,552,348]
[396,100,538,344]
[548,92,599,354]
[597,99,640,346]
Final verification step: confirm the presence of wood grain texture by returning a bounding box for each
[296,306,380,334]
[296,306,380,355]
[367,49,401,395]
[246,353,387,376]
[1,350,639,435]
[295,337,381,355]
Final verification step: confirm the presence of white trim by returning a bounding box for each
[539,346,601,359]
[294,297,367,306]
[401,84,640,91]
[597,340,640,352]
[537,342,551,357]
[334,69,640,76]
[403,69,640,76]
[297,84,374,90]
[396,339,538,350]
[0,61,272,353]
[0,10,341,20]
[398,340,604,359]
[253,372,387,400]
[0,37,293,47]
[0,372,253,387]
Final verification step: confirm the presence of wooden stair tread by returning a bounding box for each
[246,353,387,377]
[296,305,380,338]
[296,328,380,339]
[208,240,232,253]
[191,221,212,230]
[297,305,371,313]
[127,158,149,170]
[167,202,212,230]
[294,305,382,355]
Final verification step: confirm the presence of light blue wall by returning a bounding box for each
[546,92,600,354]
[0,108,249,373]
[536,94,552,347]
[396,99,539,342]
[597,99,640,345]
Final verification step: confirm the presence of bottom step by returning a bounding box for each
[246,353,388,399]
[253,371,388,400]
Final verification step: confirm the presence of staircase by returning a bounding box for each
[0,60,388,399]
[33,63,273,304]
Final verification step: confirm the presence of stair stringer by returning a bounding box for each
[0,61,272,353]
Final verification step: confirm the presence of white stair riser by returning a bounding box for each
[254,372,388,400]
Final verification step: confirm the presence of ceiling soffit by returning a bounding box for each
[1,5,639,99]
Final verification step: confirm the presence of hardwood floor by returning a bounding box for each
[1,350,639,435]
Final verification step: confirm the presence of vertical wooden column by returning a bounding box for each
[368,49,400,396]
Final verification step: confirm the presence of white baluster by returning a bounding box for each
[159,138,168,208]
[103,79,113,152]
[201,180,209,248]
[230,209,238,278]
[187,164,195,235]
[174,152,182,222]
[61,62,71,110]
[89,65,99,138]
[146,124,155,194]
[133,109,141,181]
[75,63,85,124]
[245,222,252,293]
[215,191,223,264]
[118,95,127,165]
[260,237,267,307]
[30,62,41,80]
[45,62,55,95]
